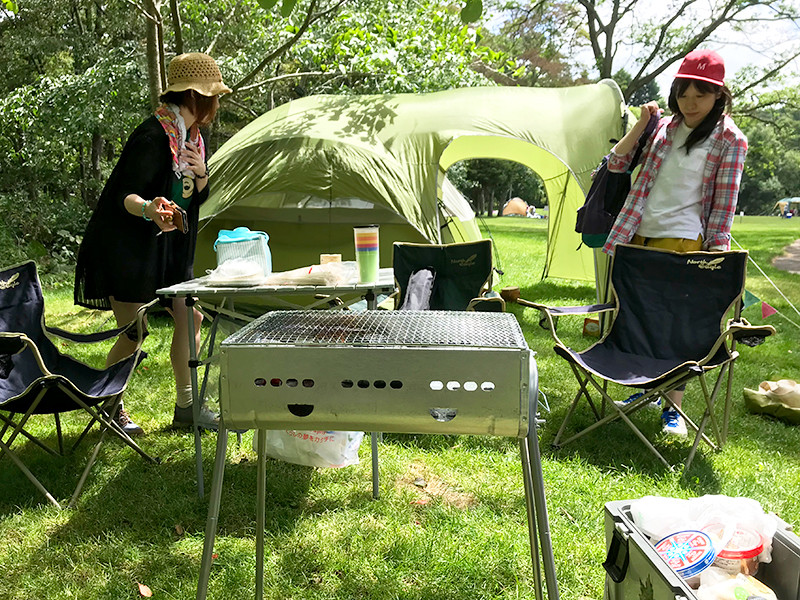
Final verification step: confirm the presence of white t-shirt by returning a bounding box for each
[637,121,712,240]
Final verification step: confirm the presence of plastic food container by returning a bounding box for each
[702,524,763,576]
[654,530,717,582]
[214,227,272,277]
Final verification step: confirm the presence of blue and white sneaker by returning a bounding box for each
[661,408,687,436]
[614,391,661,409]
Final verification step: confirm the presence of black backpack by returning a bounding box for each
[576,113,659,247]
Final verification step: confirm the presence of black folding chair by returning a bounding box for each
[0,261,157,508]
[529,244,774,470]
[393,239,504,312]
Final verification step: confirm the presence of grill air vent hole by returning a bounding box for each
[288,404,314,417]
[270,378,282,387]
[446,381,460,391]
[286,379,298,387]
[254,378,267,387]
[464,381,478,391]
[430,408,457,422]
[341,380,354,388]
[390,380,403,389]
[481,382,495,391]
[430,381,444,391]
[373,380,386,389]
[357,380,370,388]
[302,379,314,388]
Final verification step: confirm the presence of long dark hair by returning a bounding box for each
[667,78,732,153]
[158,89,220,127]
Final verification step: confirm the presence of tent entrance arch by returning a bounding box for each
[440,135,594,281]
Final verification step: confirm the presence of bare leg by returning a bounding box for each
[666,389,683,411]
[107,298,145,367]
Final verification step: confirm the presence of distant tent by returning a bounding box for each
[502,197,529,217]
[773,198,800,215]
[200,83,628,280]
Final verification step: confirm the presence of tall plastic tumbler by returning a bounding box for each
[353,225,380,283]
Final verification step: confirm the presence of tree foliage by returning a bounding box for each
[0,0,493,269]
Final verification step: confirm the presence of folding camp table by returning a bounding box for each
[196,310,559,600]
[156,269,396,498]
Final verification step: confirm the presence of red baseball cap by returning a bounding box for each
[675,50,725,86]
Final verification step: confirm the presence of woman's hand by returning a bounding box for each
[182,142,207,179]
[146,196,177,232]
[638,101,662,127]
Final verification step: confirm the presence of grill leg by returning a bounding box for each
[522,352,559,600]
[196,426,228,600]
[371,432,380,500]
[256,429,267,600]
[521,427,559,600]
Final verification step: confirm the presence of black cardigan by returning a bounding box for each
[74,116,209,309]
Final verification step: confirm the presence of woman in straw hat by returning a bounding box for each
[602,49,748,437]
[74,53,231,434]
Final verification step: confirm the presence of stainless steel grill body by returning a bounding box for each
[220,310,532,436]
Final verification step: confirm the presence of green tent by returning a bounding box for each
[198,82,627,280]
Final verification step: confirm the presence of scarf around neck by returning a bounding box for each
[155,103,206,178]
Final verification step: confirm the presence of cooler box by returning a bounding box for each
[604,500,800,600]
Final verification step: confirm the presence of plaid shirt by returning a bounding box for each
[603,115,747,254]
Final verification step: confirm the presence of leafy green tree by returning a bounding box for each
[0,0,494,268]
[737,96,800,214]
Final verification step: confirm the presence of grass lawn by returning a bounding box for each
[1,215,799,600]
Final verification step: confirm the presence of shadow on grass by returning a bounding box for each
[537,398,722,491]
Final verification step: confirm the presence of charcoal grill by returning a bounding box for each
[198,310,559,600]
[219,310,530,435]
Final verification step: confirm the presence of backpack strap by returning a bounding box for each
[628,112,660,173]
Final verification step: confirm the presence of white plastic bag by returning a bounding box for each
[253,430,363,468]
[629,495,780,564]
[206,258,265,286]
[262,261,358,287]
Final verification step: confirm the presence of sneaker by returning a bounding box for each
[614,391,661,409]
[114,407,144,436]
[172,404,219,431]
[661,408,687,436]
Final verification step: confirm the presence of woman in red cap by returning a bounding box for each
[602,49,747,436]
[74,53,231,434]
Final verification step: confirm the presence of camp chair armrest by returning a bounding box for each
[519,301,613,345]
[725,319,776,348]
[44,299,159,345]
[0,332,53,376]
[0,332,27,355]
[543,302,615,316]
[694,320,772,366]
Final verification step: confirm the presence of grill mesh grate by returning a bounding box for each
[224,310,527,349]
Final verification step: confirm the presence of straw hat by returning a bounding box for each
[163,52,232,97]
[758,379,800,409]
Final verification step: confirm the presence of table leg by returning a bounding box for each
[256,430,267,600]
[365,288,381,500]
[196,425,229,600]
[186,296,205,499]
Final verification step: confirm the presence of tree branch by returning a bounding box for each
[237,69,373,92]
[735,50,800,98]
[232,0,329,92]
[205,0,245,56]
[124,0,156,23]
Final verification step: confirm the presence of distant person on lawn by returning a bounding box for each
[602,49,747,436]
[74,53,231,435]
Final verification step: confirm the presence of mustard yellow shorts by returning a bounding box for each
[630,234,703,253]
